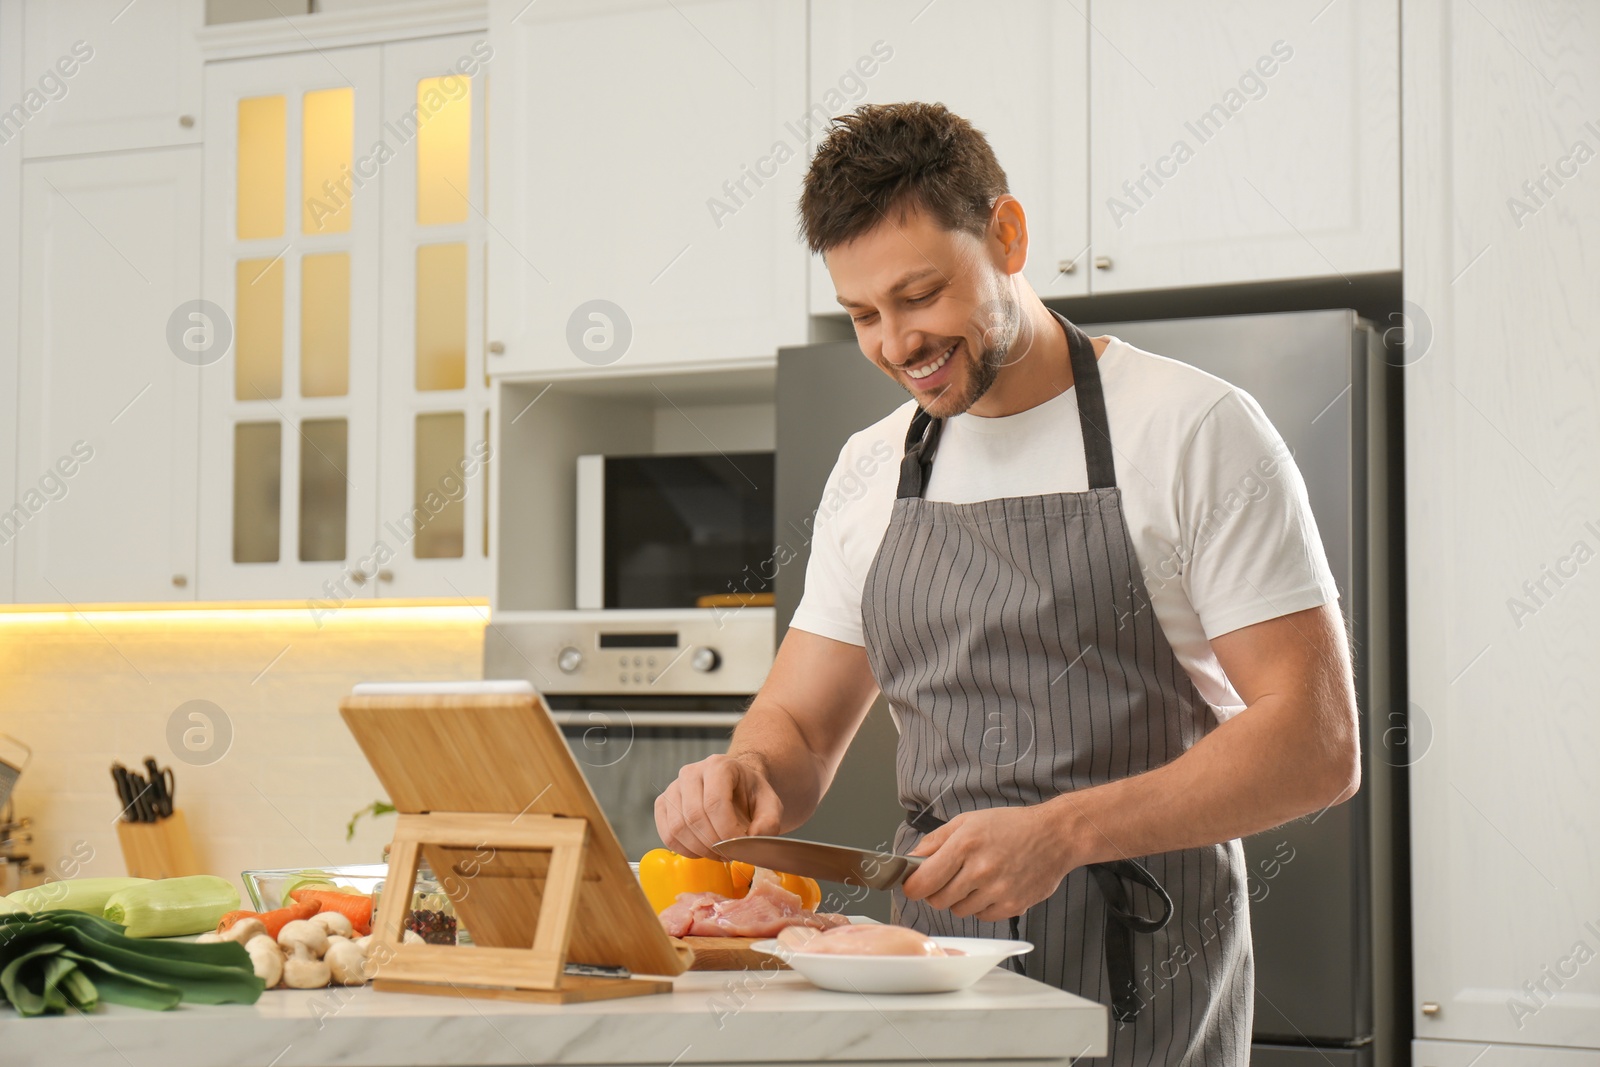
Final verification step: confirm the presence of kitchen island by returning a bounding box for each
[3,967,1106,1066]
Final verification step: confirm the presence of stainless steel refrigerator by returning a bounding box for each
[775,309,1405,1067]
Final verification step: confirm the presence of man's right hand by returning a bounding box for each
[655,752,785,858]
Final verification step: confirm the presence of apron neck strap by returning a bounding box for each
[1056,309,1118,491]
[895,309,1116,500]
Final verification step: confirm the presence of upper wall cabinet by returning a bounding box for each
[1086,0,1400,292]
[199,48,383,603]
[198,37,493,604]
[806,1,1089,315]
[18,0,204,157]
[376,34,493,600]
[14,148,202,604]
[487,0,808,377]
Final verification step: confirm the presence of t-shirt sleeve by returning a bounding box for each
[787,431,899,647]
[1177,388,1341,640]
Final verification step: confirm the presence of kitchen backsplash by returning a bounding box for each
[0,608,486,895]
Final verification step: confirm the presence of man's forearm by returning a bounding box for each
[719,629,882,836]
[726,696,834,833]
[1045,693,1361,865]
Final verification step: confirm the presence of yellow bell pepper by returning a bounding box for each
[639,849,824,915]
[637,848,738,914]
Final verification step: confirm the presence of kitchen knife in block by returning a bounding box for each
[339,681,693,1004]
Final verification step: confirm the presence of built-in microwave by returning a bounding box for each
[574,452,775,610]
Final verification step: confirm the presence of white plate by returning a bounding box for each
[749,936,1031,994]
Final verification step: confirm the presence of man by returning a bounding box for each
[656,102,1359,1066]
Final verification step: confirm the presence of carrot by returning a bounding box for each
[217,898,318,939]
[289,887,374,936]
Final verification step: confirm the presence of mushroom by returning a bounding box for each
[277,918,329,957]
[281,942,331,989]
[192,931,223,944]
[220,917,268,945]
[310,911,355,939]
[244,934,284,988]
[325,937,368,986]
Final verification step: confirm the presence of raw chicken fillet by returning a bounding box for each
[658,867,851,938]
[777,923,965,957]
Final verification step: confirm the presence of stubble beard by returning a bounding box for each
[910,301,1019,419]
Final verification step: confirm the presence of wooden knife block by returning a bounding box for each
[115,809,202,880]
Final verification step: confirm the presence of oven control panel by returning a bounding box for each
[484,608,775,696]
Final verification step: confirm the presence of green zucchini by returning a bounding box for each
[5,877,150,915]
[101,876,240,939]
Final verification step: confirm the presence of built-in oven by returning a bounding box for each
[483,608,774,860]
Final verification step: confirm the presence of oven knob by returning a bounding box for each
[690,647,721,673]
[557,647,583,674]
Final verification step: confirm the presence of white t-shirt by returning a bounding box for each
[788,335,1340,717]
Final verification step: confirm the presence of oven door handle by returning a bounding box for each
[548,710,746,729]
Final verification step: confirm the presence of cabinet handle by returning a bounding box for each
[377,569,395,583]
[178,115,195,129]
[171,574,188,588]
[350,571,367,586]
[487,341,506,356]
[1056,259,1077,275]
[1094,256,1114,271]
[1420,1001,1440,1017]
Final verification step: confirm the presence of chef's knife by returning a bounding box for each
[110,764,136,822]
[125,770,154,823]
[713,836,924,891]
[143,757,173,819]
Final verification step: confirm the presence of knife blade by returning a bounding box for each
[712,835,924,891]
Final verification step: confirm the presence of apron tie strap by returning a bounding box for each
[902,808,1172,1022]
[1088,859,1174,1023]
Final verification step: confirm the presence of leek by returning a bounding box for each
[0,911,262,1016]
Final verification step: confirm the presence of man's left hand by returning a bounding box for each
[900,805,1077,922]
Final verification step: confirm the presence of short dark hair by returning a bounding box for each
[799,102,1009,255]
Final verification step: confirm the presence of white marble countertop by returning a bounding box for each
[1,967,1106,1067]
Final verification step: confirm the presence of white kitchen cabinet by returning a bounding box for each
[375,33,492,599]
[13,148,201,604]
[486,0,807,377]
[805,0,1089,315]
[199,34,493,604]
[19,0,204,158]
[198,48,382,603]
[0,0,22,602]
[1404,0,1600,1059]
[1086,0,1400,293]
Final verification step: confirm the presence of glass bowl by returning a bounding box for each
[240,862,462,945]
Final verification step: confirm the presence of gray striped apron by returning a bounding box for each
[861,310,1253,1066]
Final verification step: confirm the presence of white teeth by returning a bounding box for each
[906,343,955,380]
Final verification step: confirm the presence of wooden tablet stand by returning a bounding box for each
[341,682,693,1004]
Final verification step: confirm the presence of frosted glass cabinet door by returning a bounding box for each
[806,0,1090,315]
[376,33,492,598]
[487,0,808,376]
[198,48,381,602]
[1086,0,1400,292]
[20,0,204,157]
[14,149,201,604]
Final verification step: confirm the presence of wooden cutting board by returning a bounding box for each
[672,935,788,971]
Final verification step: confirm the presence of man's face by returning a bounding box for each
[826,206,1019,419]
